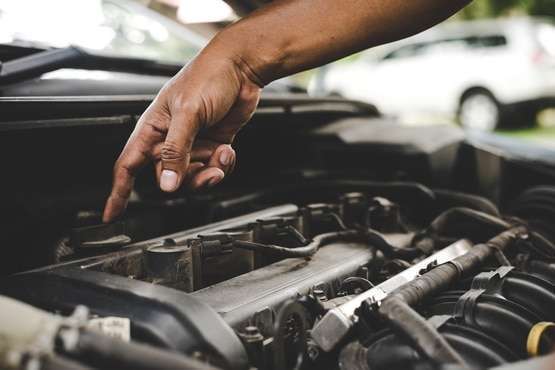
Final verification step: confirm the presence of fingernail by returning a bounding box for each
[208,174,223,186]
[160,170,178,192]
[219,149,231,166]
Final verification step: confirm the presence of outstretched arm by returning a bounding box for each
[103,0,470,222]
[222,0,470,83]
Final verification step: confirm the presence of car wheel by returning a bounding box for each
[458,91,502,132]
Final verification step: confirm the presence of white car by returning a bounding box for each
[309,17,555,131]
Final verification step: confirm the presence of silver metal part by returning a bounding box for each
[0,296,92,370]
[0,295,61,369]
[193,241,376,329]
[311,239,473,352]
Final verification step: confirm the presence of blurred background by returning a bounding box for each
[0,0,553,144]
[305,0,555,146]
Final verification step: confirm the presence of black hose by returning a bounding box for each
[404,227,526,306]
[379,296,468,366]
[366,230,422,260]
[413,207,513,254]
[419,207,555,258]
[427,207,510,236]
[528,232,555,257]
[522,260,555,284]
[233,228,421,260]
[41,355,95,370]
[378,227,527,366]
[433,189,500,217]
[69,329,220,370]
[232,229,361,258]
[281,224,310,245]
[326,212,349,230]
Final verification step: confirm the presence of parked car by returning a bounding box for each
[309,17,555,131]
[0,0,207,63]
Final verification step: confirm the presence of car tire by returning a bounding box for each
[458,91,503,132]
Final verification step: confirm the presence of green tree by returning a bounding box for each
[459,0,555,19]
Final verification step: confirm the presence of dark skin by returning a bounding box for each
[103,0,471,223]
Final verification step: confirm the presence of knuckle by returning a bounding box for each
[113,157,134,178]
[113,164,128,179]
[172,97,205,128]
[112,159,125,177]
[161,141,187,163]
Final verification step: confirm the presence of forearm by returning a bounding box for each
[212,0,471,85]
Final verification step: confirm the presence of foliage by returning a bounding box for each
[459,0,555,19]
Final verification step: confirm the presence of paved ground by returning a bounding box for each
[400,109,555,149]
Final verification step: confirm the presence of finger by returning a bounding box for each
[190,139,221,162]
[207,144,236,175]
[187,146,235,190]
[183,162,206,186]
[189,167,225,190]
[103,99,169,223]
[155,160,205,187]
[190,144,235,188]
[160,109,200,192]
[191,141,235,173]
[103,133,151,223]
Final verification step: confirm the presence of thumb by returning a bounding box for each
[159,110,200,192]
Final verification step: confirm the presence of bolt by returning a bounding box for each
[240,325,264,343]
[244,326,260,336]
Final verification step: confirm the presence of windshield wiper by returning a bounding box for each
[0,46,182,85]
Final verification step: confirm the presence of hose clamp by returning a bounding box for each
[454,266,514,325]
[527,321,555,357]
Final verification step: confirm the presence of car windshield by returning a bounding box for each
[0,0,207,64]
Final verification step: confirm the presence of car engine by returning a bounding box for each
[1,179,554,370]
[0,96,554,370]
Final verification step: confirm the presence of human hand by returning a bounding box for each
[103,48,261,222]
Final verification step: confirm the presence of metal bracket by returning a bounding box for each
[454,266,514,326]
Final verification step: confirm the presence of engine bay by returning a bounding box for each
[0,95,554,370]
[1,179,554,370]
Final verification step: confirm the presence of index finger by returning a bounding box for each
[102,129,152,223]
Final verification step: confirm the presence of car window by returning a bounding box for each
[464,35,508,48]
[0,0,206,63]
[381,34,507,61]
[382,43,428,60]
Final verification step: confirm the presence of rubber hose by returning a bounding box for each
[72,329,220,370]
[232,229,361,258]
[378,227,526,366]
